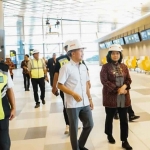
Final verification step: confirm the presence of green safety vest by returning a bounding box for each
[0,63,10,120]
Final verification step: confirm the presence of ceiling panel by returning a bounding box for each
[2,0,150,24]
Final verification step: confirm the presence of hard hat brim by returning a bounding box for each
[68,47,86,52]
[33,52,39,54]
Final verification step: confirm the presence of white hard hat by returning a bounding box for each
[108,44,123,52]
[68,39,86,52]
[32,49,39,54]
[63,40,70,48]
[5,55,10,59]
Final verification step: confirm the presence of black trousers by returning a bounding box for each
[0,118,10,150]
[60,91,69,125]
[31,77,45,104]
[115,105,135,117]
[105,107,128,141]
[49,72,54,87]
[128,105,134,117]
[11,75,13,80]
[23,74,30,89]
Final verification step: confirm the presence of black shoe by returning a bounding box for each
[34,104,40,108]
[114,113,119,120]
[25,88,27,91]
[107,135,116,144]
[27,89,30,91]
[129,115,140,122]
[122,141,132,150]
[42,100,45,105]
[79,147,88,150]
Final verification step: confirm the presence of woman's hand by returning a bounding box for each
[118,88,127,95]
[124,90,127,94]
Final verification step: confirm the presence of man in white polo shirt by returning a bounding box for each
[58,39,94,150]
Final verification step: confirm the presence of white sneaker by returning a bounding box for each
[64,125,69,134]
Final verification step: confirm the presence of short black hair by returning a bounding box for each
[64,45,68,50]
[106,51,123,63]
[67,49,77,57]
[25,54,29,58]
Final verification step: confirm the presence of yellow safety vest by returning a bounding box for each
[0,64,10,120]
[31,59,44,78]
[59,58,69,67]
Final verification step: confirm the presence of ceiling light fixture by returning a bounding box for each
[55,20,60,28]
[46,18,50,25]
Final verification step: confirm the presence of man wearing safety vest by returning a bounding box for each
[28,49,48,108]
[0,62,16,150]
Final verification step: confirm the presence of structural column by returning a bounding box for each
[0,1,5,59]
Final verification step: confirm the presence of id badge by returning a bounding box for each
[0,76,4,83]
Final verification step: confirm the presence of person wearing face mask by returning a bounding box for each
[100,44,132,150]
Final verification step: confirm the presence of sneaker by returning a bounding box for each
[42,100,45,105]
[79,147,88,150]
[107,135,116,144]
[129,115,140,122]
[122,141,132,150]
[34,104,40,108]
[64,125,69,134]
[114,113,119,120]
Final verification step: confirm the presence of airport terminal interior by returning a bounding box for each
[1,0,150,150]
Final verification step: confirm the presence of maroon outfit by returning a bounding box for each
[100,62,132,141]
[100,63,131,108]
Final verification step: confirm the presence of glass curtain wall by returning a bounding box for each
[4,16,116,66]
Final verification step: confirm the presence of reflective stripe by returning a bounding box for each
[59,58,69,67]
[1,85,7,99]
[0,71,8,120]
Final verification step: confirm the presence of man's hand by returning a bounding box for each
[52,87,58,95]
[9,108,15,120]
[72,93,82,102]
[89,100,94,110]
[45,76,49,82]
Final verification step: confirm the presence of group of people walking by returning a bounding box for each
[0,39,141,150]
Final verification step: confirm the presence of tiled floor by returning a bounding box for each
[10,65,150,150]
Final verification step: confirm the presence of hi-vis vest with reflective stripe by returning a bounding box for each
[31,59,44,78]
[0,64,10,120]
[58,57,85,68]
[59,58,69,67]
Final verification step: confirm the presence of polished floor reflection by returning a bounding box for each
[10,65,150,150]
